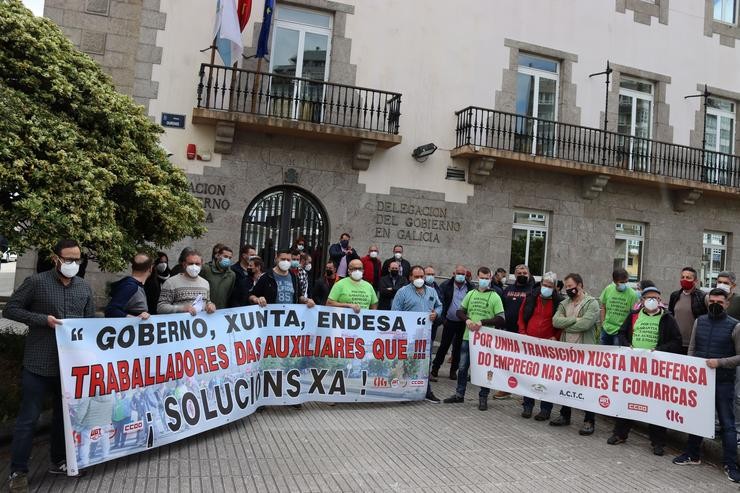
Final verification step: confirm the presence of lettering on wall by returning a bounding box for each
[374,201,461,244]
[189,182,230,224]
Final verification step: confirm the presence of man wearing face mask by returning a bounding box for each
[669,267,708,355]
[432,265,473,380]
[599,268,639,346]
[608,286,681,455]
[158,250,216,315]
[289,250,309,299]
[200,245,236,309]
[493,268,508,290]
[518,271,563,421]
[392,266,443,403]
[5,239,95,487]
[361,245,383,292]
[231,244,257,284]
[328,233,360,279]
[378,261,408,310]
[327,259,378,312]
[312,262,337,305]
[381,244,412,278]
[673,289,740,483]
[497,264,531,399]
[711,272,740,318]
[443,267,505,411]
[249,249,315,307]
[550,273,600,435]
[424,265,444,357]
[229,256,262,307]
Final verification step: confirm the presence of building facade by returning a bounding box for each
[18,0,740,303]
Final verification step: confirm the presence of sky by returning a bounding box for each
[21,0,45,16]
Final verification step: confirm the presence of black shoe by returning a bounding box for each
[652,444,665,456]
[429,375,438,382]
[478,396,488,411]
[291,404,302,410]
[449,370,457,380]
[579,422,595,436]
[425,392,441,403]
[549,415,571,426]
[534,410,551,421]
[443,394,464,404]
[48,461,85,477]
[607,434,626,445]
[430,368,439,378]
[521,407,533,419]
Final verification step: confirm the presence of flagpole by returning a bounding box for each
[251,56,262,113]
[206,36,217,107]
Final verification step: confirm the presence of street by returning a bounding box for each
[0,261,15,298]
[1,373,735,492]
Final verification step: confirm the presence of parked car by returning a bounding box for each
[1,250,17,263]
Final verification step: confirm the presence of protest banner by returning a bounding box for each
[56,305,431,475]
[469,328,715,437]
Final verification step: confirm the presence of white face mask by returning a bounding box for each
[394,252,402,260]
[304,263,312,272]
[277,260,291,272]
[643,298,660,312]
[156,262,168,273]
[717,283,732,294]
[369,251,378,258]
[59,262,79,278]
[350,270,363,281]
[297,245,304,251]
[413,278,425,288]
[185,264,201,278]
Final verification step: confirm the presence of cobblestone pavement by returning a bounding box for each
[1,366,737,493]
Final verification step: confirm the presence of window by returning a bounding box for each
[701,232,728,287]
[510,210,549,277]
[269,5,333,121]
[618,78,653,172]
[515,53,559,157]
[614,222,645,281]
[705,97,736,184]
[714,0,737,24]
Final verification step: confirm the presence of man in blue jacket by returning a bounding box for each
[105,253,153,319]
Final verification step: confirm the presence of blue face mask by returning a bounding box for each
[540,286,553,298]
[616,283,627,292]
[425,275,435,285]
[478,279,490,289]
[454,274,466,283]
[219,258,232,268]
[291,260,300,269]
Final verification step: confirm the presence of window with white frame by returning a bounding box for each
[510,210,549,277]
[515,53,559,157]
[714,0,737,24]
[617,78,653,172]
[614,222,645,281]
[705,97,736,184]
[702,231,728,287]
[269,5,333,120]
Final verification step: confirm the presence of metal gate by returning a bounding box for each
[241,186,329,276]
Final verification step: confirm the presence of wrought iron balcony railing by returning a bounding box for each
[196,63,402,135]
[454,106,740,188]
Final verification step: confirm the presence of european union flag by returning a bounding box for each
[255,0,274,59]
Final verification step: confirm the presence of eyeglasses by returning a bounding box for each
[348,267,363,272]
[59,256,83,265]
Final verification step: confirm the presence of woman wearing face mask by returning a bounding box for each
[144,252,170,314]
[609,286,682,456]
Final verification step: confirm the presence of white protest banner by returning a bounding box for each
[469,328,715,437]
[56,305,431,475]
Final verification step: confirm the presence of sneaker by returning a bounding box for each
[449,370,457,380]
[48,461,85,477]
[443,394,465,404]
[724,465,740,483]
[672,453,701,465]
[429,374,438,382]
[652,444,664,456]
[521,407,533,419]
[478,396,488,411]
[8,472,28,493]
[534,410,551,421]
[549,415,571,427]
[607,434,626,445]
[493,391,510,399]
[579,422,595,436]
[425,392,441,403]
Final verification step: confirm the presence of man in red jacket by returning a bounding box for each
[361,245,382,292]
[517,271,563,421]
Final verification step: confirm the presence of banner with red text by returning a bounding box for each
[56,305,431,475]
[469,328,715,437]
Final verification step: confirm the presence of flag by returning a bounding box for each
[238,0,252,32]
[255,0,274,59]
[213,0,244,66]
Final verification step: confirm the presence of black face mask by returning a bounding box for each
[326,270,335,277]
[566,287,579,299]
[708,303,726,318]
[390,270,399,277]
[516,275,528,285]
[246,268,254,276]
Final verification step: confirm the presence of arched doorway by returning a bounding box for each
[241,186,329,277]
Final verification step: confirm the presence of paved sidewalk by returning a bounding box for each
[1,368,737,492]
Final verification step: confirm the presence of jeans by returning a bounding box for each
[523,397,553,413]
[687,381,736,466]
[600,330,621,346]
[10,369,66,473]
[613,418,666,446]
[455,340,490,399]
[735,367,740,439]
[432,320,464,373]
[558,405,595,424]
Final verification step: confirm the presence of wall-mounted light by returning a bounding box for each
[412,143,437,162]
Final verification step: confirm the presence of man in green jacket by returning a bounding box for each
[200,245,236,309]
[549,272,600,435]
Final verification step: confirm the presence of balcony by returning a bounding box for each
[192,64,402,170]
[451,107,740,209]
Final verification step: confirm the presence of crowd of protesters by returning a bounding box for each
[5,236,740,491]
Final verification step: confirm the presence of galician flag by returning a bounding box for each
[213,0,244,66]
